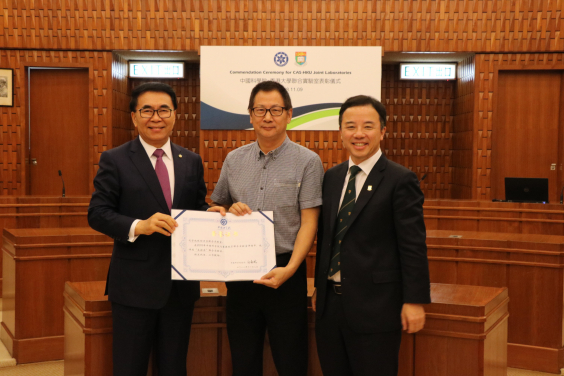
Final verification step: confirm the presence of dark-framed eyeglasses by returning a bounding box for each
[251,106,286,117]
[138,108,173,119]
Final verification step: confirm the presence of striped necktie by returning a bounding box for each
[329,165,362,277]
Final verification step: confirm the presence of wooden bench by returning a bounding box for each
[64,280,508,376]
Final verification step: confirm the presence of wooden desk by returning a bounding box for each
[1,227,112,364]
[427,229,564,373]
[0,196,90,295]
[64,280,508,376]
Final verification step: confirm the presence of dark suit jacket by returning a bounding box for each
[315,154,431,333]
[88,137,208,309]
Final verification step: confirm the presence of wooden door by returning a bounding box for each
[493,71,561,203]
[28,68,89,195]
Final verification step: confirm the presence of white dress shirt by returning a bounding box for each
[128,137,175,242]
[329,148,382,282]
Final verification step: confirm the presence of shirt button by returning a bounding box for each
[257,208,261,211]
[260,187,263,190]
[263,166,266,169]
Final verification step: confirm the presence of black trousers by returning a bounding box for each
[111,282,195,376]
[315,284,402,376]
[225,253,308,376]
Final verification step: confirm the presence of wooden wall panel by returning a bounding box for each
[452,55,475,199]
[0,50,112,196]
[1,2,564,199]
[2,1,564,52]
[382,65,454,199]
[473,53,564,200]
[111,53,133,148]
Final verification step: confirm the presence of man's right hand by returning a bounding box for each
[135,213,178,236]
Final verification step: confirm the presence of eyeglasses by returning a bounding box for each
[251,106,286,117]
[138,108,173,119]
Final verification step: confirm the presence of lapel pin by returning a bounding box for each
[367,185,373,191]
[179,154,182,158]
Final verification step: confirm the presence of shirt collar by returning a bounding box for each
[348,148,382,176]
[254,136,290,161]
[138,136,173,160]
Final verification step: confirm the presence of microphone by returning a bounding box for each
[58,170,66,198]
[419,174,427,183]
[561,186,564,204]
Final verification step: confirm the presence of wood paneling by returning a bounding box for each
[0,50,113,196]
[63,280,508,376]
[474,53,564,200]
[1,227,112,364]
[493,70,562,202]
[453,56,475,199]
[2,1,564,52]
[111,53,134,148]
[382,65,454,199]
[1,2,563,198]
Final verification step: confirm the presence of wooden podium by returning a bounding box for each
[64,280,508,376]
[427,229,564,373]
[1,227,112,364]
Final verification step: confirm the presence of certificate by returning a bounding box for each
[171,210,276,281]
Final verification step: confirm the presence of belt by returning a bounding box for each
[328,281,342,295]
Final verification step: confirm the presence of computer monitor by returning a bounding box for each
[504,177,549,203]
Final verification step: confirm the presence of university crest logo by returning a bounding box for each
[295,51,307,65]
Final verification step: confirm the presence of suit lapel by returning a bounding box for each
[328,162,349,235]
[347,155,388,229]
[171,143,186,209]
[129,137,170,213]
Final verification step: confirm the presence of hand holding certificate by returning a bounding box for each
[171,210,276,281]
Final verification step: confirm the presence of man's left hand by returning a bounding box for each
[253,267,293,289]
[401,303,426,333]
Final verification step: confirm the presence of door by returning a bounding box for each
[493,70,561,203]
[28,68,89,195]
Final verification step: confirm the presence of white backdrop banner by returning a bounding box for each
[200,46,382,130]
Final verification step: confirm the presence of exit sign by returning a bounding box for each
[400,64,456,80]
[129,62,185,78]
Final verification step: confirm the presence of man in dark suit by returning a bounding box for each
[88,82,208,376]
[313,95,431,376]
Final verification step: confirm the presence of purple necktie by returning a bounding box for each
[153,149,172,211]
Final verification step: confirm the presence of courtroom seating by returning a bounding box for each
[0,196,90,295]
[64,280,508,376]
[423,199,564,236]
[426,229,564,373]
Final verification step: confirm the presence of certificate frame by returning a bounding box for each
[0,68,13,107]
